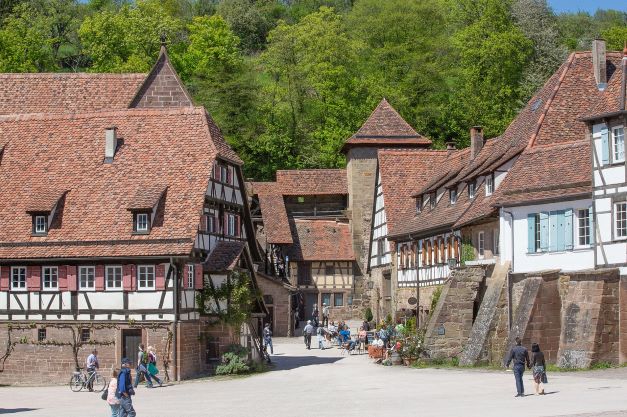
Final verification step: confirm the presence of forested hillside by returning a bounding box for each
[1,0,625,180]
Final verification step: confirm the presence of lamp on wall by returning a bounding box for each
[367,281,374,290]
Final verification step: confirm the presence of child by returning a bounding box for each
[317,325,325,350]
[107,369,120,417]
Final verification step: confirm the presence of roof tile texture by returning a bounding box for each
[284,219,355,261]
[205,241,245,272]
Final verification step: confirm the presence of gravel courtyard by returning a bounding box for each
[1,337,627,417]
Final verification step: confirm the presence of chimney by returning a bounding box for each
[470,126,484,160]
[592,39,607,90]
[105,127,117,162]
[446,141,456,156]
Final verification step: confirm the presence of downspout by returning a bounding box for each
[502,209,514,330]
[170,257,179,382]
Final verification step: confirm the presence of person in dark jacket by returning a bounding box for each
[117,358,136,417]
[531,342,547,395]
[505,337,531,397]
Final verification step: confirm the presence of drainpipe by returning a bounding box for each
[502,209,514,330]
[170,257,179,381]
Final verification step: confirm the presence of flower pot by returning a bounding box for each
[402,357,417,366]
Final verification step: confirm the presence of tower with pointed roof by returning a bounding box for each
[343,99,431,279]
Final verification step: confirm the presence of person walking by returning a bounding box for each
[530,343,547,395]
[107,369,121,417]
[85,348,99,392]
[263,323,274,355]
[322,303,330,327]
[134,344,154,388]
[317,324,325,350]
[303,320,314,350]
[312,305,319,327]
[505,337,531,397]
[146,346,163,387]
[117,358,136,417]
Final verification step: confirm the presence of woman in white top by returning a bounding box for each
[107,369,120,417]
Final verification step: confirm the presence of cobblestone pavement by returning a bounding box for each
[1,338,627,417]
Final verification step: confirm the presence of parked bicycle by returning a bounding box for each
[69,368,107,392]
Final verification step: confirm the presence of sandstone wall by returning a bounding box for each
[255,277,292,337]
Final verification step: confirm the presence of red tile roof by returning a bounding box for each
[256,192,293,244]
[284,219,355,261]
[0,107,229,259]
[0,73,146,115]
[582,54,627,120]
[275,169,347,195]
[25,189,68,213]
[128,185,168,211]
[377,149,448,236]
[204,241,245,272]
[491,141,591,207]
[342,99,431,151]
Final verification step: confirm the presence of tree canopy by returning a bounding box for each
[0,0,625,180]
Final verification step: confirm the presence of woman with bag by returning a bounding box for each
[530,342,547,395]
[147,346,163,387]
[105,368,120,417]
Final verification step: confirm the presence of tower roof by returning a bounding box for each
[342,99,431,152]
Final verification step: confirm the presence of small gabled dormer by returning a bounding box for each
[485,173,495,196]
[468,180,476,199]
[25,190,67,236]
[128,185,167,235]
[213,161,234,186]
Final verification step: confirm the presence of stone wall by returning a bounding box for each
[424,266,485,359]
[255,276,292,337]
[621,276,627,363]
[131,53,192,108]
[557,269,620,368]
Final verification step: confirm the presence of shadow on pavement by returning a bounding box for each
[0,409,39,414]
[271,356,344,371]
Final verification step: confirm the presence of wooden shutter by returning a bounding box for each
[58,266,68,291]
[439,239,445,263]
[214,164,221,181]
[601,128,610,165]
[539,212,549,252]
[27,266,41,291]
[95,265,105,291]
[156,264,166,290]
[549,211,558,252]
[123,265,133,291]
[201,214,208,232]
[454,238,460,261]
[421,241,426,266]
[194,263,204,290]
[0,267,8,291]
[564,209,573,250]
[235,214,241,237]
[67,266,78,291]
[226,166,233,185]
[527,214,536,253]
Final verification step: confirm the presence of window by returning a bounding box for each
[138,265,155,290]
[468,182,476,199]
[79,266,95,290]
[534,214,541,252]
[38,328,46,342]
[615,202,627,239]
[42,267,58,290]
[226,213,238,236]
[187,264,194,288]
[321,293,331,306]
[478,232,485,258]
[493,230,500,255]
[11,267,26,290]
[33,215,47,234]
[325,264,335,276]
[613,126,625,163]
[263,294,274,305]
[134,212,149,233]
[334,293,343,307]
[415,197,422,214]
[377,239,386,263]
[81,328,91,343]
[106,266,122,290]
[486,174,494,196]
[527,210,574,252]
[578,208,591,246]
[430,192,436,209]
[450,188,457,204]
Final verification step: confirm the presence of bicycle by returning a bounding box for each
[69,368,107,393]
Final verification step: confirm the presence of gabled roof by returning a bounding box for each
[256,192,293,244]
[205,241,246,273]
[25,189,68,213]
[0,107,230,259]
[377,149,447,236]
[342,99,431,152]
[581,52,627,121]
[491,141,591,208]
[128,185,168,211]
[284,219,355,261]
[0,73,145,115]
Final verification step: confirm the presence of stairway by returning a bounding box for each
[458,261,509,366]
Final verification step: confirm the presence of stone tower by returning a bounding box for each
[342,99,431,306]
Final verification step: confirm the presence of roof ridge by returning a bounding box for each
[353,98,422,139]
[0,73,146,78]
[0,106,205,122]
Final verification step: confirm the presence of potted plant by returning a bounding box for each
[400,333,424,366]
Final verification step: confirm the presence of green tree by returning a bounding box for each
[602,25,627,51]
[216,0,278,53]
[79,0,183,72]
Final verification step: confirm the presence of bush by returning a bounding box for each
[364,307,373,323]
[215,344,251,375]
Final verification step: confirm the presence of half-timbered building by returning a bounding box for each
[0,46,266,385]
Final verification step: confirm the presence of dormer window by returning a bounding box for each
[430,192,436,209]
[485,174,494,196]
[468,181,476,199]
[415,197,422,214]
[214,163,233,185]
[450,188,457,205]
[33,214,48,235]
[134,212,150,233]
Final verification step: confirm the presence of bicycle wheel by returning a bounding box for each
[69,374,83,392]
[92,373,107,393]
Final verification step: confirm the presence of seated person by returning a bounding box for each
[358,326,367,342]
[339,328,351,344]
[368,334,385,358]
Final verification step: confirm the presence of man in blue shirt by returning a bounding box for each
[85,348,99,392]
[505,337,531,397]
[117,358,136,417]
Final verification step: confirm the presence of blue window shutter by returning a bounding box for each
[601,129,610,165]
[555,210,565,251]
[540,212,549,252]
[589,206,595,245]
[564,209,573,250]
[527,214,536,253]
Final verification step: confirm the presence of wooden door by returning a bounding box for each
[122,329,142,367]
